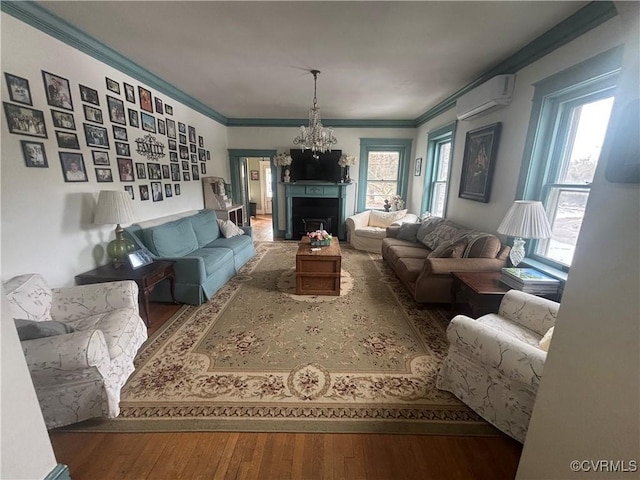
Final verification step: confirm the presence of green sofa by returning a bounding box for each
[124,209,255,305]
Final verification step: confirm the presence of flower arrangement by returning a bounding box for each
[307,229,332,246]
[338,154,356,167]
[274,153,292,166]
[390,195,405,210]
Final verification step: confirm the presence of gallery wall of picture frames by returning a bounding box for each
[3,68,212,202]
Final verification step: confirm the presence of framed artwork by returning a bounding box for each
[175,184,181,195]
[198,135,204,148]
[56,130,80,149]
[198,148,206,162]
[162,164,170,179]
[179,133,187,145]
[136,162,147,179]
[3,103,47,138]
[414,157,422,176]
[165,104,173,115]
[79,84,99,105]
[201,163,206,175]
[128,108,139,128]
[151,181,163,201]
[138,86,153,112]
[124,185,134,200]
[124,83,135,103]
[164,183,173,198]
[188,125,196,144]
[191,164,200,180]
[113,125,128,141]
[42,71,73,110]
[183,171,191,181]
[117,157,134,182]
[179,145,189,159]
[166,118,176,139]
[154,97,163,114]
[147,163,161,180]
[191,153,198,164]
[250,170,259,181]
[181,160,189,171]
[95,168,113,182]
[83,105,103,124]
[107,95,126,125]
[51,110,76,130]
[168,139,177,151]
[20,140,48,168]
[83,123,110,149]
[92,150,110,165]
[139,184,150,201]
[170,151,178,162]
[5,73,32,105]
[59,152,87,182]
[115,141,131,157]
[106,77,120,94]
[178,122,186,133]
[459,122,502,203]
[157,119,166,135]
[141,112,156,133]
[206,150,211,161]
[190,143,196,154]
[170,163,180,181]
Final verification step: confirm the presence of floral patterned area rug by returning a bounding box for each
[63,242,497,435]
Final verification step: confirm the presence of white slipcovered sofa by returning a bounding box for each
[3,273,147,429]
[346,209,418,253]
[437,290,559,443]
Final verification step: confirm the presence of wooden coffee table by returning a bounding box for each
[451,271,509,317]
[296,237,342,295]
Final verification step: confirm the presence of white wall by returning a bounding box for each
[517,3,639,477]
[1,13,228,287]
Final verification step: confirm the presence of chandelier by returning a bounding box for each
[293,69,337,158]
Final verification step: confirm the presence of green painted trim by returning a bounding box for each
[226,118,417,128]
[1,1,228,126]
[44,464,71,480]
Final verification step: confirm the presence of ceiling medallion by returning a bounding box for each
[293,69,337,159]
[135,134,165,161]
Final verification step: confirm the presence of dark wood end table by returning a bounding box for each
[75,260,176,327]
[451,271,509,317]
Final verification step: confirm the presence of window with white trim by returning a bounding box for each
[422,123,455,217]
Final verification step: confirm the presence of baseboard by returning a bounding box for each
[45,464,71,480]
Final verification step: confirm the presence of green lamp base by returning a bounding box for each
[107,225,136,267]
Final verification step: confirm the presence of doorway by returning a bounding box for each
[260,160,273,214]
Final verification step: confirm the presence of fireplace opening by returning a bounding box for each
[292,197,339,239]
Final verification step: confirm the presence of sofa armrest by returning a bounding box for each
[240,226,254,238]
[159,256,207,284]
[395,213,419,225]
[51,281,139,321]
[448,315,547,386]
[422,257,506,275]
[498,290,559,336]
[21,329,111,375]
[346,211,371,231]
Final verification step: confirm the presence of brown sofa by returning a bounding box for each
[381,216,510,303]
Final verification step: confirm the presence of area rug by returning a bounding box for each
[63,242,497,435]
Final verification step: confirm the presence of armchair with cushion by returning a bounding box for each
[436,290,560,442]
[3,273,147,429]
[346,209,418,253]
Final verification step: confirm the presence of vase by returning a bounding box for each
[311,238,331,247]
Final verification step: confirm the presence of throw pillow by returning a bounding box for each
[217,219,245,238]
[428,240,454,258]
[396,222,420,242]
[14,319,75,341]
[538,326,554,352]
[369,209,407,228]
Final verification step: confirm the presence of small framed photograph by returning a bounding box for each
[188,125,196,143]
[414,157,422,176]
[3,103,47,138]
[138,86,153,112]
[79,84,99,105]
[459,122,502,203]
[179,145,189,159]
[190,143,196,154]
[157,119,166,135]
[141,112,156,133]
[190,154,198,164]
[168,139,177,151]
[178,122,186,133]
[164,183,173,198]
[107,95,126,125]
[124,83,135,103]
[183,171,191,181]
[95,168,113,182]
[201,163,207,175]
[59,152,87,182]
[154,97,163,114]
[170,163,180,181]
[117,157,134,182]
[124,185,134,200]
[206,150,211,161]
[106,77,120,94]
[42,71,73,111]
[51,109,76,130]
[127,249,154,269]
[56,130,80,149]
[83,123,110,149]
[179,133,187,145]
[136,162,147,179]
[83,104,103,124]
[5,73,32,105]
[113,125,128,141]
[191,164,200,180]
[139,184,150,201]
[250,170,259,181]
[20,140,48,168]
[181,160,189,171]
[165,104,173,115]
[92,150,110,165]
[166,118,176,139]
[151,181,163,201]
[147,163,161,180]
[115,141,131,157]
[128,108,139,128]
[198,148,206,162]
[170,151,178,162]
[162,164,170,179]
[175,184,181,196]
[198,135,204,148]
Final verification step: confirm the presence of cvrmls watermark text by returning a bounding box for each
[570,460,637,473]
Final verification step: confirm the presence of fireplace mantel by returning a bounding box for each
[283,182,353,240]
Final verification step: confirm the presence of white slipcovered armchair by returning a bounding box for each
[437,289,559,442]
[3,273,147,429]
[346,209,418,253]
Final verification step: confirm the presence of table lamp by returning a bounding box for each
[94,190,136,267]
[497,200,552,267]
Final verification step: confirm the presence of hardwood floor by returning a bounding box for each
[49,221,523,479]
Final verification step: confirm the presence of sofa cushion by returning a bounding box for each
[192,247,235,276]
[369,209,407,228]
[144,219,199,257]
[190,211,220,247]
[396,222,420,242]
[14,319,74,341]
[395,257,426,284]
[203,234,253,255]
[385,244,430,264]
[354,226,387,240]
[217,219,245,238]
[3,274,53,322]
[416,217,445,245]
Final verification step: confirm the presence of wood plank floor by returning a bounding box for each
[49,219,523,479]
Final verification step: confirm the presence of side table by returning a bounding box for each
[75,260,176,327]
[451,271,510,317]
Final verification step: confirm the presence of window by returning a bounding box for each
[421,123,455,217]
[358,139,412,211]
[519,47,621,270]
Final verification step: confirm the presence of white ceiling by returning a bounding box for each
[37,1,588,121]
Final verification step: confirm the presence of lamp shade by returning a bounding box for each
[497,200,552,239]
[94,190,136,225]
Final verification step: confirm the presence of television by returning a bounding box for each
[289,149,342,183]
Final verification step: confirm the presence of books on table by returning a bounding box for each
[500,268,560,295]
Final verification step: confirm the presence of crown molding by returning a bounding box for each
[225,118,417,128]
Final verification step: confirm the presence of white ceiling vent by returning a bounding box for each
[456,74,516,121]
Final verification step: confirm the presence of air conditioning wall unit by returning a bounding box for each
[456,74,516,121]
